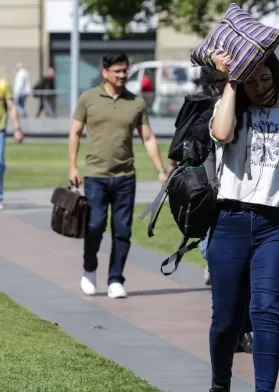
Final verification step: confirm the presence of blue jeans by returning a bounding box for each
[83,175,136,285]
[207,207,279,392]
[16,95,27,116]
[0,130,6,201]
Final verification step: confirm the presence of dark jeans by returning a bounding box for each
[83,175,136,285]
[207,207,279,392]
[36,96,56,117]
[16,95,27,116]
[199,227,252,337]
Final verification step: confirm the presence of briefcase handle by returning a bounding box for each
[68,180,80,192]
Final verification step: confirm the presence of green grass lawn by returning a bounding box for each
[5,141,169,190]
[0,293,162,392]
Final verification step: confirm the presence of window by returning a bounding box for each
[128,70,140,82]
[162,66,188,83]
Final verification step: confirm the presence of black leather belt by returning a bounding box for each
[217,199,272,214]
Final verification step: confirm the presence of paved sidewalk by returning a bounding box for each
[0,182,260,392]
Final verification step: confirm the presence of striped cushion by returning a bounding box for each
[190,3,279,83]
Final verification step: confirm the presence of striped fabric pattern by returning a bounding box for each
[190,3,279,83]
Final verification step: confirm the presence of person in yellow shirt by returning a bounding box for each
[0,78,24,209]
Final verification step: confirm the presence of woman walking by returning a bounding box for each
[208,51,279,392]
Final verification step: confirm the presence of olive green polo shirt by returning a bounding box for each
[74,84,149,178]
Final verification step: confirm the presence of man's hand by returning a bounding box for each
[69,167,81,187]
[14,128,24,144]
[158,171,167,184]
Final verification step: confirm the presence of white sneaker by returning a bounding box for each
[204,267,211,286]
[0,203,4,211]
[80,271,97,296]
[108,283,127,299]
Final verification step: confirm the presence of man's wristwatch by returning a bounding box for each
[157,167,167,174]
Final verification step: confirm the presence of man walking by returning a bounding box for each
[13,63,31,117]
[0,77,23,209]
[69,53,167,299]
[34,66,56,117]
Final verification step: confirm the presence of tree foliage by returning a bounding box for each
[81,0,171,36]
[81,0,279,37]
[170,0,279,37]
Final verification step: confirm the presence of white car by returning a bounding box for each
[126,60,200,116]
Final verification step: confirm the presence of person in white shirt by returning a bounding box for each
[207,51,279,392]
[13,63,31,117]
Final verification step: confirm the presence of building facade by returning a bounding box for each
[0,0,48,86]
[0,0,155,115]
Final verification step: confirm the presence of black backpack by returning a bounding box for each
[168,93,218,164]
[138,94,221,276]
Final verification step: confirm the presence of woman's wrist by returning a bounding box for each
[226,80,237,91]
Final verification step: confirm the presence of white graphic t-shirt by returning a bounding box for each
[210,101,279,207]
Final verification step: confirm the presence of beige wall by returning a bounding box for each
[156,26,203,61]
[0,0,48,115]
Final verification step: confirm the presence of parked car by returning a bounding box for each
[126,60,200,116]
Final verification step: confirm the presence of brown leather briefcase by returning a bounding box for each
[50,186,88,239]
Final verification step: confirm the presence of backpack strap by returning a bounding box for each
[138,165,184,237]
[160,236,203,276]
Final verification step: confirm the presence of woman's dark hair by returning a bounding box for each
[235,52,279,129]
[102,53,129,69]
[199,67,227,94]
